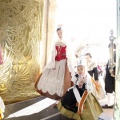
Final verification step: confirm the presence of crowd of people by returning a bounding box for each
[35,26,116,119]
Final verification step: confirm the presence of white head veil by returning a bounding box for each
[72,56,93,93]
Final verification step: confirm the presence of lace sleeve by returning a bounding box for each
[66,42,77,79]
[43,43,56,71]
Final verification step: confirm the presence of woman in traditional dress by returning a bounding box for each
[84,53,99,82]
[84,53,105,100]
[35,27,74,100]
[57,61,103,120]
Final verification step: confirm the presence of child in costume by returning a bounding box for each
[0,97,5,120]
[57,61,103,120]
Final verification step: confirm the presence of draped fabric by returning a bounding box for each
[0,0,44,103]
[57,88,103,120]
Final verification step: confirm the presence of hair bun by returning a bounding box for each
[57,24,63,31]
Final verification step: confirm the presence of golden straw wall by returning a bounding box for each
[0,0,44,104]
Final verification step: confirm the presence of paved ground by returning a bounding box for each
[3,75,113,120]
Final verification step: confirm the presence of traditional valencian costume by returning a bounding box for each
[57,61,103,120]
[86,60,105,100]
[36,38,75,100]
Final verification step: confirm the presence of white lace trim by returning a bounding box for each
[72,72,93,94]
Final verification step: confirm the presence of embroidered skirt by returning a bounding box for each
[57,87,103,120]
[35,59,73,100]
